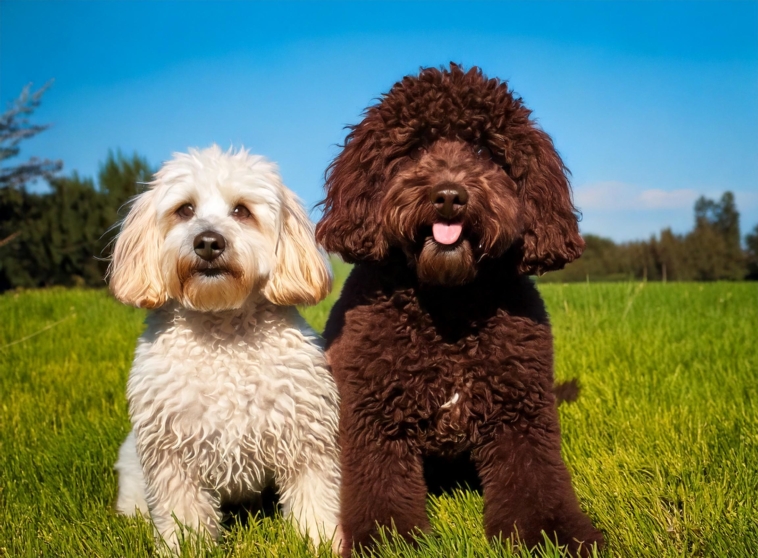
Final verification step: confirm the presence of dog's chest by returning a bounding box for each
[364,301,550,451]
[371,342,497,452]
[413,372,485,451]
[137,312,280,426]
[129,304,329,481]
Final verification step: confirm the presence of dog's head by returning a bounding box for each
[316,64,584,285]
[108,145,331,311]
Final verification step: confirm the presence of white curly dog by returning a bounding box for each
[109,145,341,552]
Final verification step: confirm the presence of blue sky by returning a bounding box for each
[2,0,757,242]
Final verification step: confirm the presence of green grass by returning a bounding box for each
[298,258,353,333]
[1,279,756,557]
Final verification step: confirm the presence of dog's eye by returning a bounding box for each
[232,205,252,220]
[475,145,492,160]
[176,204,194,219]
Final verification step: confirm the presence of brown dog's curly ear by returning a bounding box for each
[515,129,585,275]
[316,115,389,263]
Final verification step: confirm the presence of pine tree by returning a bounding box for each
[0,82,64,288]
[0,82,63,191]
[11,174,109,287]
[689,192,746,280]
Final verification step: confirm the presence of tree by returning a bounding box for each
[688,192,745,280]
[695,192,741,248]
[0,82,63,250]
[0,150,154,291]
[0,82,62,190]
[97,150,154,260]
[1,174,109,288]
[650,228,689,280]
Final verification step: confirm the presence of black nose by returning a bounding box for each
[193,231,226,261]
[430,183,468,219]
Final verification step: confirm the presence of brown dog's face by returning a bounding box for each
[381,139,521,286]
[316,64,585,281]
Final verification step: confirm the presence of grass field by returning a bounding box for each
[1,272,756,557]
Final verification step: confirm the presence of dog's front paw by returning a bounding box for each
[154,528,181,557]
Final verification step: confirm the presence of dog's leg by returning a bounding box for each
[474,413,604,557]
[277,455,341,549]
[141,450,220,553]
[339,422,429,557]
[115,430,149,515]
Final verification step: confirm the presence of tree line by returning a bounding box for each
[1,84,757,291]
[543,191,758,283]
[0,151,151,291]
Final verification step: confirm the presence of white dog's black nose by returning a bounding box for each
[194,231,226,261]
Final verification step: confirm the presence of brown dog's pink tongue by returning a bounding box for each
[432,222,462,245]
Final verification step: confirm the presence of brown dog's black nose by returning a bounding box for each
[193,231,226,261]
[430,183,468,219]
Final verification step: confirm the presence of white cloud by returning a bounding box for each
[637,188,701,209]
[572,182,758,241]
[573,181,699,211]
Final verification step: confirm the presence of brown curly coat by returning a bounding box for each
[317,64,604,557]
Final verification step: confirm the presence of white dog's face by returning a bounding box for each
[155,149,282,311]
[109,146,331,312]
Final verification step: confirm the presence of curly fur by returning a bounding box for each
[317,65,603,556]
[109,146,340,552]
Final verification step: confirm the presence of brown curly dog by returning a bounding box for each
[317,64,604,557]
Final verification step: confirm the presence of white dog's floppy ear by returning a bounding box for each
[108,188,168,309]
[263,190,332,306]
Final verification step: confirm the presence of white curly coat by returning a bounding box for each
[109,146,340,552]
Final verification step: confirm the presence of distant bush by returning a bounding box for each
[0,151,152,290]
